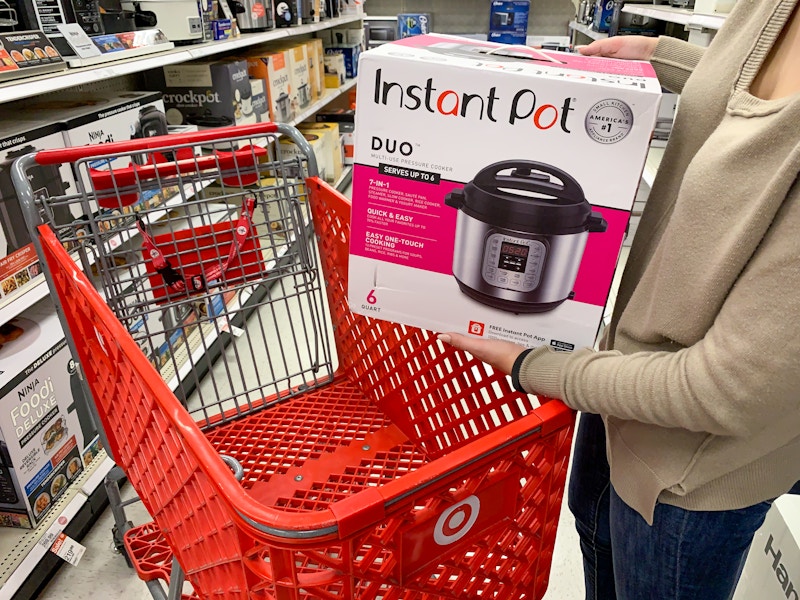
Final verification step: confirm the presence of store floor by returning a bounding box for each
[37,475,585,599]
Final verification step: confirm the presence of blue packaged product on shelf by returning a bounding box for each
[212,19,232,40]
[488,1,530,33]
[397,13,431,38]
[488,30,528,45]
[592,0,616,32]
[325,45,360,78]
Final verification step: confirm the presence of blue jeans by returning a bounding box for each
[567,413,777,600]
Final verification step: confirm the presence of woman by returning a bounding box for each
[440,1,800,598]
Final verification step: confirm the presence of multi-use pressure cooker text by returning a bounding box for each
[445,161,607,313]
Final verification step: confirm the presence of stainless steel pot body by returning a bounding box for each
[451,211,589,310]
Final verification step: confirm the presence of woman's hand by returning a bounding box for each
[578,35,658,61]
[438,333,527,376]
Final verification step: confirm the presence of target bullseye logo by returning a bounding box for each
[433,496,480,546]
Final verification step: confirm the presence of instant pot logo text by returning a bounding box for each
[372,68,575,132]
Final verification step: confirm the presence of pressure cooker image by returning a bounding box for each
[445,161,607,313]
[275,91,293,121]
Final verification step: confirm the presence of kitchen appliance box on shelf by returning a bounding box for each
[0,120,76,302]
[144,59,258,128]
[5,92,176,236]
[350,34,661,350]
[8,91,167,192]
[246,47,295,123]
[0,299,96,529]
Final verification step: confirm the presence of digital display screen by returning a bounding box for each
[498,241,529,272]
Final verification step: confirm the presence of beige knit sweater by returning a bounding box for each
[518,0,800,523]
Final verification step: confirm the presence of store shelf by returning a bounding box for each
[642,144,665,188]
[0,453,114,600]
[621,4,727,30]
[0,15,362,104]
[291,78,357,126]
[568,20,609,41]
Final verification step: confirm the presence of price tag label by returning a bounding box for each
[50,533,86,566]
[38,515,69,549]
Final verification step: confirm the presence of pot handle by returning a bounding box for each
[473,160,585,202]
[588,212,607,233]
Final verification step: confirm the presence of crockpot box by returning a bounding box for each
[278,43,312,115]
[350,34,661,350]
[246,47,295,123]
[0,299,97,529]
[145,59,255,129]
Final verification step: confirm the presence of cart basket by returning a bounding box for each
[19,124,575,599]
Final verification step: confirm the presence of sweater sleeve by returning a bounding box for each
[517,182,800,438]
[649,36,706,94]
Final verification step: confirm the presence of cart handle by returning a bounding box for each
[90,146,269,206]
[31,123,282,165]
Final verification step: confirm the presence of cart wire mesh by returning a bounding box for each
[29,125,333,429]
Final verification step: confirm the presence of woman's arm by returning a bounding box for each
[579,35,706,94]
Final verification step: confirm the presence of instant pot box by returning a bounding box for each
[0,299,93,528]
[350,34,661,350]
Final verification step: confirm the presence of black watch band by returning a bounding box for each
[511,348,535,393]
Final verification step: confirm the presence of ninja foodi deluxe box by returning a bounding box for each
[349,34,661,350]
[0,299,97,528]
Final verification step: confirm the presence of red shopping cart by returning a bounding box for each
[14,123,575,600]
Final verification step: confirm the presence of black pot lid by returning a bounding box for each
[446,160,604,235]
[186,114,233,127]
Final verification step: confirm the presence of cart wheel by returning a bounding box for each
[113,523,135,568]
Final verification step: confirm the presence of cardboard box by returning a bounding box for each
[733,495,800,600]
[9,91,172,218]
[488,0,530,44]
[279,132,327,181]
[246,47,295,123]
[298,121,343,184]
[0,299,97,528]
[323,53,346,88]
[325,44,360,78]
[250,78,269,123]
[489,1,529,31]
[306,38,325,101]
[349,34,661,349]
[145,59,254,128]
[316,109,355,165]
[338,0,363,16]
[280,43,312,115]
[0,120,75,302]
[592,0,616,33]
